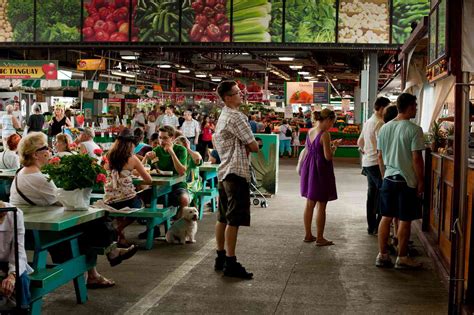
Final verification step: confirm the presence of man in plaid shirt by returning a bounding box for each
[213,81,258,279]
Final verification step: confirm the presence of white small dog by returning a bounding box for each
[166,207,199,244]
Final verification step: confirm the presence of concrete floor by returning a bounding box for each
[41,158,448,314]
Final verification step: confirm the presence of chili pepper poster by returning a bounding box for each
[232,0,283,43]
[285,0,336,43]
[392,0,429,44]
[82,0,132,42]
[183,0,230,42]
[135,0,181,42]
[338,0,389,44]
[0,0,34,42]
[36,0,81,42]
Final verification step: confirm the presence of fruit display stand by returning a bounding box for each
[298,128,360,158]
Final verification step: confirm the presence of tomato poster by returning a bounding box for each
[286,82,314,105]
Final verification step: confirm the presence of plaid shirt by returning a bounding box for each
[180,119,201,138]
[214,106,255,182]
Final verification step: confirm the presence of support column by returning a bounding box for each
[360,52,379,123]
[353,86,361,124]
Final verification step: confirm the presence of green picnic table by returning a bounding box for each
[109,174,186,250]
[21,205,106,315]
[197,164,219,220]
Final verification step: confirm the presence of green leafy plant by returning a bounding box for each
[42,154,107,191]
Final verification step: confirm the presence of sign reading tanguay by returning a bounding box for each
[0,60,58,79]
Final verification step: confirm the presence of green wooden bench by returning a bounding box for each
[29,267,63,289]
[195,188,218,220]
[109,207,177,250]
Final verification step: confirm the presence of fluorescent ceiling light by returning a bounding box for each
[298,71,309,75]
[195,73,207,78]
[111,71,136,78]
[121,55,139,60]
[289,65,303,70]
[303,76,314,80]
[317,74,323,77]
[279,57,294,61]
[242,52,249,55]
[178,69,191,73]
[158,64,171,68]
[332,78,338,81]
[234,69,242,73]
[211,77,222,82]
[318,69,325,72]
[120,51,139,60]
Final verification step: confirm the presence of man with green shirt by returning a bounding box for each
[375,93,425,270]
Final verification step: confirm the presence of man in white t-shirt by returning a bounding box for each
[160,106,180,128]
[180,111,200,151]
[357,97,390,235]
[77,127,101,159]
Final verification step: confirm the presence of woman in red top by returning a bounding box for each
[200,115,215,161]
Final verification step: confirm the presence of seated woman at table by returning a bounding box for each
[133,128,150,157]
[103,128,152,246]
[10,132,138,289]
[0,201,32,309]
[54,133,75,157]
[0,134,21,170]
[138,133,159,159]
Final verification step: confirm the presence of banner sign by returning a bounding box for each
[286,82,313,104]
[0,60,58,79]
[77,59,106,71]
[313,82,330,104]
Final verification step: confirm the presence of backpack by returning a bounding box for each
[285,126,292,137]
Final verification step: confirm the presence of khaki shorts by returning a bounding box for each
[218,174,251,227]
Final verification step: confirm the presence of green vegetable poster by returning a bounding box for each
[338,0,389,44]
[285,0,336,43]
[233,0,283,43]
[36,0,81,42]
[392,0,429,44]
[2,0,34,42]
[183,0,230,42]
[135,0,181,42]
[251,134,279,195]
[83,0,132,42]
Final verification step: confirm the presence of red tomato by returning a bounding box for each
[92,0,105,8]
[95,30,110,41]
[195,14,207,27]
[115,0,125,6]
[118,22,129,34]
[189,24,204,41]
[110,32,128,41]
[222,35,230,42]
[84,17,95,28]
[98,7,109,20]
[82,27,94,38]
[104,21,117,33]
[90,13,100,22]
[219,22,230,35]
[206,0,216,6]
[203,7,215,18]
[105,13,115,22]
[206,24,221,41]
[117,20,126,28]
[200,36,210,42]
[93,20,106,33]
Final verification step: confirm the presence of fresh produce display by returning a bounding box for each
[36,0,81,42]
[232,0,278,43]
[338,0,389,43]
[342,125,360,134]
[5,0,34,42]
[186,0,230,42]
[0,0,13,42]
[392,0,429,44]
[285,0,336,43]
[83,0,135,42]
[269,0,282,42]
[135,0,181,42]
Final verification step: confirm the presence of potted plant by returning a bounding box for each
[42,154,107,210]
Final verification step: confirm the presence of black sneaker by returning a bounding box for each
[138,226,161,240]
[215,250,226,271]
[223,262,253,279]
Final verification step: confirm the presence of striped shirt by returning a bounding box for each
[214,106,255,182]
[161,114,180,128]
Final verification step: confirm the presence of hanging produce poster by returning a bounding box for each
[135,0,180,42]
[313,82,330,104]
[286,82,314,105]
[338,0,389,43]
[285,0,336,43]
[36,0,81,42]
[183,0,230,42]
[437,0,446,58]
[0,60,58,79]
[233,0,283,43]
[392,0,429,44]
[1,0,34,42]
[82,0,132,42]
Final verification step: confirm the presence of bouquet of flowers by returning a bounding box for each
[43,154,106,191]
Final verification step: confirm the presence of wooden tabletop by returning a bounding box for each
[199,164,219,172]
[20,205,106,231]
[133,174,186,186]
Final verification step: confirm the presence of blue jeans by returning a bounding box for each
[279,139,291,156]
[362,165,382,233]
[187,137,196,151]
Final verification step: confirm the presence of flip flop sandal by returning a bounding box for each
[86,275,115,289]
[316,240,334,247]
[303,236,317,242]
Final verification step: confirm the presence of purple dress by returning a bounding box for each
[300,132,337,202]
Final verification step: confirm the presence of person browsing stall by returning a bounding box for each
[180,110,200,151]
[48,106,72,137]
[213,80,259,279]
[375,93,425,269]
[26,104,45,134]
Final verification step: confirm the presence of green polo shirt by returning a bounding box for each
[152,144,188,189]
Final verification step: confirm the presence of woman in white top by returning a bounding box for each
[0,134,21,170]
[10,132,138,289]
[0,201,32,309]
[1,105,20,148]
[54,133,74,158]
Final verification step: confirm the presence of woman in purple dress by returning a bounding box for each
[300,109,341,246]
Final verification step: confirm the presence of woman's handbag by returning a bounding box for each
[296,148,307,176]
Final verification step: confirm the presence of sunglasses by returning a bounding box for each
[35,145,49,152]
